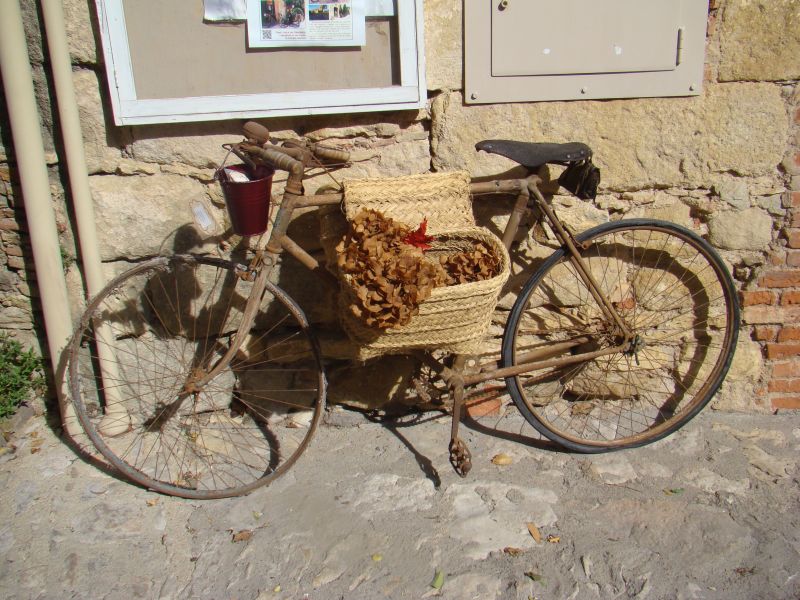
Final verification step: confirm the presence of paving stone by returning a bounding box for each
[682,467,750,496]
[445,482,558,560]
[588,455,638,484]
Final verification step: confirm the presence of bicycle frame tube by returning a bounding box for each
[527,179,633,340]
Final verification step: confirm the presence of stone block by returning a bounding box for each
[550,195,609,232]
[0,219,21,232]
[64,0,98,64]
[88,173,211,260]
[430,84,788,190]
[20,0,44,64]
[424,0,462,91]
[755,195,785,217]
[727,339,763,381]
[637,201,693,228]
[129,124,240,170]
[74,70,127,173]
[715,178,750,210]
[6,256,25,270]
[708,207,773,250]
[719,0,800,82]
[744,304,800,325]
[0,305,33,329]
[334,139,431,178]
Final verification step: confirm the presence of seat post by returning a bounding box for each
[500,181,531,250]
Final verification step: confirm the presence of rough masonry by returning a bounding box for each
[0,0,799,413]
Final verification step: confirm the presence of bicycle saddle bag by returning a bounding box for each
[558,159,600,201]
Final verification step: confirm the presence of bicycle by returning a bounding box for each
[64,122,740,499]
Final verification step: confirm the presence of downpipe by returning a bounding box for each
[0,1,74,431]
[40,1,128,437]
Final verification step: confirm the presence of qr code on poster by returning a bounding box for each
[262,30,272,40]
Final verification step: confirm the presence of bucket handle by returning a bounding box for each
[216,143,258,181]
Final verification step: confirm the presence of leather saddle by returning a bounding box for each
[476,139,600,200]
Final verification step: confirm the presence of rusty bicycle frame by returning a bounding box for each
[206,136,637,476]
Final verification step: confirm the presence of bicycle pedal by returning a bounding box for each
[449,438,472,478]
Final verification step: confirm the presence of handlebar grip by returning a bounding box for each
[239,143,298,172]
[238,142,304,194]
[243,121,270,144]
[312,144,350,164]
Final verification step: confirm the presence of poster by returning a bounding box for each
[247,0,366,47]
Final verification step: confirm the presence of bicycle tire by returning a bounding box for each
[66,254,325,498]
[502,219,739,452]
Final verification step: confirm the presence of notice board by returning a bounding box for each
[96,0,426,125]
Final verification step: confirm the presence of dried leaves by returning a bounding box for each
[526,523,542,544]
[336,210,502,330]
[491,453,513,466]
[337,210,445,329]
[439,241,501,285]
[231,529,253,543]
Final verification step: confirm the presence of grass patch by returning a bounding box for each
[0,334,45,419]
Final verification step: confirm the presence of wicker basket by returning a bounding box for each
[320,171,510,357]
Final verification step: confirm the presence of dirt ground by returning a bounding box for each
[0,405,798,600]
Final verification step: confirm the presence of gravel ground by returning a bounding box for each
[0,406,798,600]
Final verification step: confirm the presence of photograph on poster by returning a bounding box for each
[248,0,365,47]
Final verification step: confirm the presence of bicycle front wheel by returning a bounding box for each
[503,219,739,452]
[66,254,325,498]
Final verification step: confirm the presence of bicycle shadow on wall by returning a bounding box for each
[67,223,324,494]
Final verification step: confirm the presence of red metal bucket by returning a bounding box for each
[219,164,275,236]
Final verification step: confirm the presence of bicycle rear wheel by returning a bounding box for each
[66,254,325,498]
[503,219,739,452]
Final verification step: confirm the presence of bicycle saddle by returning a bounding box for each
[476,140,592,169]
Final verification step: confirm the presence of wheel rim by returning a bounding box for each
[507,222,737,449]
[67,255,324,498]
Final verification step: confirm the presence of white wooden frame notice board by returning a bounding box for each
[96,0,426,125]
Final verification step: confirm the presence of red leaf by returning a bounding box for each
[403,218,435,250]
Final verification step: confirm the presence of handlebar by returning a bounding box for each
[242,121,350,166]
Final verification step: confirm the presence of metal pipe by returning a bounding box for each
[40,0,127,436]
[0,1,73,427]
[41,2,104,299]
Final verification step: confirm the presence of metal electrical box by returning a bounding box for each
[466,0,708,104]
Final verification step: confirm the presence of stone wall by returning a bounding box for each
[1,0,799,412]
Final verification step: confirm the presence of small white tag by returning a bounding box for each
[191,200,217,234]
